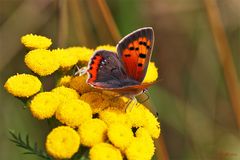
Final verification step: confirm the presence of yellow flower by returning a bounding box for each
[96,45,117,53]
[125,134,155,160]
[52,48,79,69]
[51,86,80,103]
[67,47,94,65]
[69,75,95,94]
[21,34,52,49]
[46,126,80,159]
[135,128,155,157]
[57,75,72,87]
[127,104,160,139]
[56,99,92,127]
[4,74,41,98]
[30,92,60,120]
[143,62,158,83]
[108,123,134,150]
[135,127,152,139]
[24,49,60,76]
[80,92,110,114]
[78,119,107,147]
[89,143,122,160]
[99,107,131,127]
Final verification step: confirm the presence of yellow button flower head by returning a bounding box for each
[80,92,110,114]
[46,126,80,159]
[69,75,95,95]
[143,62,158,83]
[52,48,79,69]
[78,119,107,147]
[21,34,52,49]
[89,143,122,160]
[25,49,60,76]
[96,45,117,53]
[99,107,131,126]
[57,75,72,87]
[135,127,152,140]
[108,123,134,151]
[4,73,41,98]
[135,128,155,156]
[125,135,155,160]
[127,104,160,139]
[67,47,94,65]
[56,99,92,127]
[51,86,80,103]
[30,92,61,120]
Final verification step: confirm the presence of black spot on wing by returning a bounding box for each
[142,42,147,46]
[139,53,146,58]
[129,47,134,50]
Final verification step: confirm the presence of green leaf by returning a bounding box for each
[8,130,52,160]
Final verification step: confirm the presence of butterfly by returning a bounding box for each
[86,27,155,99]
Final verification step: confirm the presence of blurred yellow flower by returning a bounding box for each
[89,143,122,160]
[80,92,110,114]
[96,45,117,53]
[127,104,160,139]
[24,49,60,76]
[30,92,60,120]
[56,99,92,127]
[99,107,131,126]
[67,47,94,65]
[69,75,94,94]
[105,94,127,111]
[143,62,158,83]
[78,119,107,147]
[21,34,52,49]
[57,75,72,87]
[52,48,79,69]
[51,86,80,103]
[4,73,41,98]
[46,126,80,159]
[108,123,134,150]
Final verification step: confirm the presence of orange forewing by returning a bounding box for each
[121,37,152,81]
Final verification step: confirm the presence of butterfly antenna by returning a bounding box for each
[74,66,87,76]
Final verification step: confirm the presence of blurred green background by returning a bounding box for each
[1,0,240,159]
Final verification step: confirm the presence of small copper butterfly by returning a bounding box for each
[86,27,154,99]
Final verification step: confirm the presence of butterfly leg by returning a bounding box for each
[137,90,150,104]
[74,65,87,76]
[125,96,137,113]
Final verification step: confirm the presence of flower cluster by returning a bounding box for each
[4,34,160,160]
